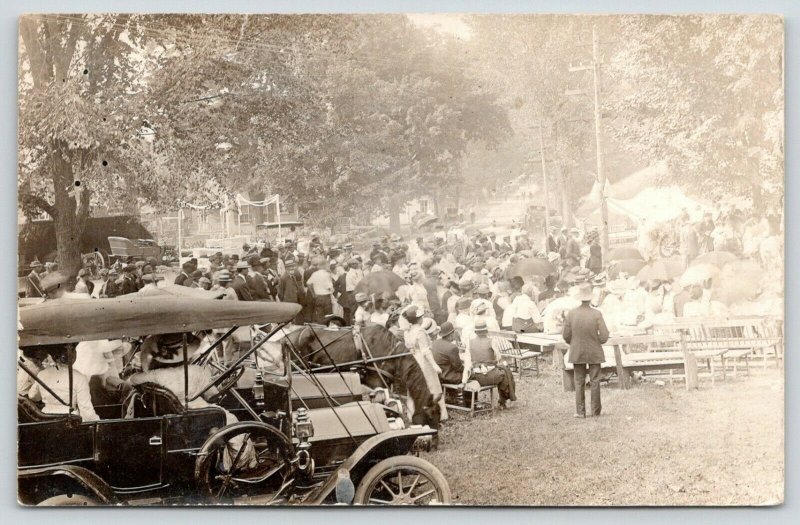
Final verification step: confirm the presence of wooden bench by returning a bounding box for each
[442,382,496,417]
[488,330,542,378]
[562,334,701,391]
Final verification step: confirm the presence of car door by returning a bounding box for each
[94,417,163,491]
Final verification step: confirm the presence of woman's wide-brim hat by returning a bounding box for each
[144,332,202,364]
[402,305,423,322]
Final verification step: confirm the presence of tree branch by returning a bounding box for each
[19,193,55,218]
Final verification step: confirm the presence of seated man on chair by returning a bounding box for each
[465,320,517,409]
[431,321,465,385]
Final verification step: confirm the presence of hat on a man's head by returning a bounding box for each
[439,321,455,338]
[456,297,472,311]
[458,278,474,291]
[355,292,369,303]
[475,283,491,296]
[248,255,263,267]
[215,270,233,282]
[422,317,440,336]
[474,319,488,333]
[30,261,43,269]
[570,282,594,302]
[235,260,250,270]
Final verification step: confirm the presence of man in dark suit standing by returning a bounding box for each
[563,283,610,418]
[431,322,464,385]
[231,260,254,301]
[246,256,271,300]
[174,261,194,286]
[277,258,305,323]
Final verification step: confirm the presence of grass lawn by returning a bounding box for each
[423,365,784,506]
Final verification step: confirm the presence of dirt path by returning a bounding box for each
[425,368,783,506]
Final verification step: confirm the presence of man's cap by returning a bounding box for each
[236,261,250,270]
[474,319,488,333]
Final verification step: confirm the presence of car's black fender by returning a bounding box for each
[18,465,119,505]
[305,426,437,505]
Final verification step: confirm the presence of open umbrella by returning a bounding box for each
[415,214,440,228]
[608,258,647,279]
[679,263,720,287]
[691,250,738,268]
[542,296,581,317]
[636,257,684,282]
[505,258,555,279]
[354,270,406,297]
[711,260,763,305]
[607,247,644,262]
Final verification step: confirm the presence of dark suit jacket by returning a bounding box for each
[231,274,254,301]
[247,272,270,300]
[119,275,139,296]
[278,270,304,304]
[431,338,464,385]
[562,303,610,364]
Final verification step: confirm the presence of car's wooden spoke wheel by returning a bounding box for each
[354,456,451,505]
[195,423,295,503]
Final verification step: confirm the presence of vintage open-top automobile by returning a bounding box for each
[17,296,451,505]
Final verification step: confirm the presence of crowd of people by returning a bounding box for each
[20,200,782,423]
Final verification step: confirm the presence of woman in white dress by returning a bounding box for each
[402,307,447,421]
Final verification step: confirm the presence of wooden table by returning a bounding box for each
[517,332,655,392]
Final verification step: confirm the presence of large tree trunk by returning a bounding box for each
[555,164,572,228]
[388,200,401,231]
[50,145,91,279]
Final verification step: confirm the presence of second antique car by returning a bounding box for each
[17,296,451,506]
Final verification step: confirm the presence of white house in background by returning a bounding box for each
[371,196,435,227]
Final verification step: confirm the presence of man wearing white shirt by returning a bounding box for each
[306,266,335,323]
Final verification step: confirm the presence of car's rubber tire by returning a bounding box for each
[37,494,98,506]
[353,455,451,505]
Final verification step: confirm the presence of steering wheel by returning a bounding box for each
[207,365,246,403]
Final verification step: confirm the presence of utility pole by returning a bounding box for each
[537,120,551,238]
[567,25,610,256]
[591,26,610,256]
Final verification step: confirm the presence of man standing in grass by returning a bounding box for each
[563,282,610,418]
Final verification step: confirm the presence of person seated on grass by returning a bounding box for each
[465,320,517,409]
